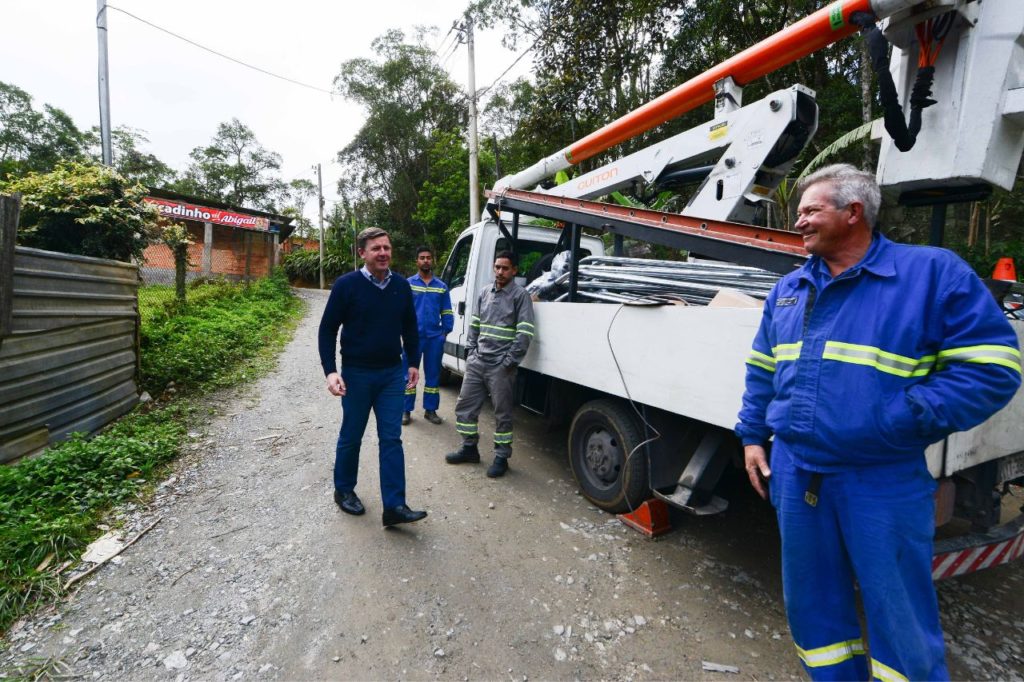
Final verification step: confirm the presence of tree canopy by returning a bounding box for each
[0,81,89,179]
[333,29,467,266]
[172,118,287,212]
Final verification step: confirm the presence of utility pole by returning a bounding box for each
[465,17,480,225]
[316,163,325,289]
[96,0,113,165]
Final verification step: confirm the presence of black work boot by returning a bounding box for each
[445,443,480,464]
[486,456,509,478]
[424,410,443,425]
[402,412,412,426]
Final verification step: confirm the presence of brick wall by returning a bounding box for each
[141,222,278,285]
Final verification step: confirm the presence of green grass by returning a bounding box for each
[140,273,303,395]
[0,271,304,634]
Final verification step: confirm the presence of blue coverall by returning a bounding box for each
[736,234,1021,681]
[404,274,454,413]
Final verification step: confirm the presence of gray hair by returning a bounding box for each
[357,226,389,251]
[797,164,881,228]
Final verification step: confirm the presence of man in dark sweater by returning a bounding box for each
[318,227,428,527]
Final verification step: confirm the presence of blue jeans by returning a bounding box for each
[334,364,407,509]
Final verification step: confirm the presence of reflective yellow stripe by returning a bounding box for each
[456,421,478,435]
[795,639,865,668]
[746,349,776,373]
[870,658,908,682]
[517,322,535,328]
[404,388,416,395]
[773,341,802,361]
[938,344,1022,374]
[494,431,513,444]
[481,332,516,341]
[410,285,447,293]
[423,387,440,394]
[823,341,935,378]
[441,309,453,315]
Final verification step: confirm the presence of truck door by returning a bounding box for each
[440,234,475,374]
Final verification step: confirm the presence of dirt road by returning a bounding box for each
[3,288,1023,680]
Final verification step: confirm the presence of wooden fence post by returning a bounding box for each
[0,193,21,340]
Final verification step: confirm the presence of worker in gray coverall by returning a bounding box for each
[445,251,535,478]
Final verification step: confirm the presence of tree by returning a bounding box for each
[173,118,286,211]
[86,125,176,188]
[0,81,89,179]
[2,161,157,262]
[414,129,495,251]
[285,178,317,238]
[333,29,465,253]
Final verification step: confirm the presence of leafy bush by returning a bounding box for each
[281,247,348,283]
[2,161,157,262]
[140,270,301,393]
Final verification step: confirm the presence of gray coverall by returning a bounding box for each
[454,280,535,459]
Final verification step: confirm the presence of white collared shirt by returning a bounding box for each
[360,265,393,290]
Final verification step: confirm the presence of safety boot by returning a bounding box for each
[445,443,480,464]
[486,456,509,478]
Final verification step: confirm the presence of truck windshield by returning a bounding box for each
[495,237,592,282]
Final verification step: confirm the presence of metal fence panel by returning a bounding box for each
[0,245,139,463]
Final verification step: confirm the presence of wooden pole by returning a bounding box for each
[0,194,21,340]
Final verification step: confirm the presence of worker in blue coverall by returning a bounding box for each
[402,246,454,426]
[736,164,1021,681]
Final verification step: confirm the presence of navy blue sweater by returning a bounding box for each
[318,271,420,374]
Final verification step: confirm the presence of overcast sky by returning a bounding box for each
[2,0,529,221]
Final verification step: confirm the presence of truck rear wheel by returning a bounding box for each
[568,399,649,513]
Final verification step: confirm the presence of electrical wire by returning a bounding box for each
[606,303,663,515]
[476,39,537,98]
[103,5,335,95]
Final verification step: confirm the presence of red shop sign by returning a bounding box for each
[144,197,270,231]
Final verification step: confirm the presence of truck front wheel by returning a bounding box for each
[568,399,649,513]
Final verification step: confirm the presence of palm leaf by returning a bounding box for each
[798,120,877,181]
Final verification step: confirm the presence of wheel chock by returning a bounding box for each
[617,499,671,538]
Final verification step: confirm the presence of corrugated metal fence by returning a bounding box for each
[0,195,140,463]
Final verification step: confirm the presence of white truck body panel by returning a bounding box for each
[521,302,758,431]
[445,220,1024,482]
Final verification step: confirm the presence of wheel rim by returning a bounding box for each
[580,425,623,491]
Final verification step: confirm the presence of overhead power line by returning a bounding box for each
[105,5,335,95]
[476,40,537,99]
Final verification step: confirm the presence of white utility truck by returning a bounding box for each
[441,0,1024,578]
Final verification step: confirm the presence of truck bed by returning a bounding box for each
[522,301,1024,479]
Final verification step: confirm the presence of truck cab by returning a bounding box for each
[439,218,605,377]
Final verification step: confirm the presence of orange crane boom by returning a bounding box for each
[497,0,917,191]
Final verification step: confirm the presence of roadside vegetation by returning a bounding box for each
[0,271,303,634]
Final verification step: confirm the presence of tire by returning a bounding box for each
[568,399,649,513]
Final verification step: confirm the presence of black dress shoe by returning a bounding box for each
[424,411,443,425]
[382,505,428,527]
[445,444,480,464]
[334,490,365,516]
